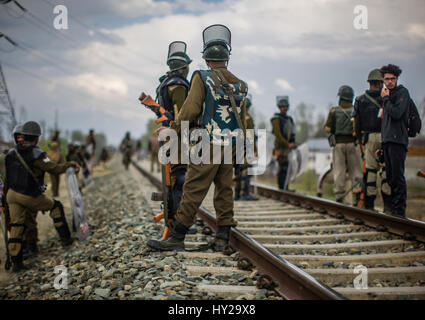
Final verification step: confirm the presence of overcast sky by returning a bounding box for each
[0,0,424,145]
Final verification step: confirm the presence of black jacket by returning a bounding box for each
[381,85,410,147]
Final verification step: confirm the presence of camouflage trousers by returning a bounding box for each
[6,189,68,257]
[332,142,363,200]
[363,133,391,198]
[175,144,237,228]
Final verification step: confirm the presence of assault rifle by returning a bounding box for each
[138,91,173,240]
[138,92,172,125]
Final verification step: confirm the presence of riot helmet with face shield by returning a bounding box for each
[202,24,231,61]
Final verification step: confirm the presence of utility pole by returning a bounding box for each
[0,62,17,138]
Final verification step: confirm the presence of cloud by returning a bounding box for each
[407,23,425,41]
[275,78,295,92]
[1,0,425,144]
[246,80,264,95]
[70,73,129,98]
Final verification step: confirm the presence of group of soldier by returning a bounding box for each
[0,126,98,272]
[0,22,417,274]
[144,25,417,253]
[322,64,416,218]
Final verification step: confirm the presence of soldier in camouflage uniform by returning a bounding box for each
[155,41,192,221]
[271,96,296,190]
[148,24,247,252]
[234,94,258,201]
[352,69,391,211]
[325,86,362,203]
[4,121,79,272]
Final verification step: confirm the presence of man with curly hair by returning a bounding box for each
[380,64,410,217]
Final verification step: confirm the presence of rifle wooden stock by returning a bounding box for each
[138,92,169,124]
[154,211,166,223]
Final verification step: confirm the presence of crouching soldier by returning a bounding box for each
[4,121,80,272]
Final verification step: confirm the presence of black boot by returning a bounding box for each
[209,226,231,252]
[336,198,344,203]
[364,196,375,210]
[147,220,188,251]
[187,226,197,234]
[382,194,394,215]
[11,252,29,273]
[242,194,259,201]
[23,242,39,260]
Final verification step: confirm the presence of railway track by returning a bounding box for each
[132,160,425,300]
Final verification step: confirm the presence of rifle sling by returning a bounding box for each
[210,69,246,135]
[364,92,382,109]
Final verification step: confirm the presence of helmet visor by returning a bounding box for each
[202,24,231,52]
[167,41,187,62]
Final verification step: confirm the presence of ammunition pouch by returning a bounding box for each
[328,134,336,148]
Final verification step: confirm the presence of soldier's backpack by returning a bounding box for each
[408,99,422,137]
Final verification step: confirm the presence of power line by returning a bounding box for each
[2,1,154,78]
[0,32,75,75]
[38,0,163,65]
[1,59,148,119]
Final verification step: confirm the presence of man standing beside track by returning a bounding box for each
[352,69,391,211]
[379,64,415,218]
[155,41,192,224]
[324,86,363,204]
[234,93,258,201]
[271,96,296,190]
[147,24,248,252]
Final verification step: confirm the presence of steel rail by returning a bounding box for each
[132,161,345,300]
[252,183,425,243]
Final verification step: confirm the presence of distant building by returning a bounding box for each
[306,138,332,174]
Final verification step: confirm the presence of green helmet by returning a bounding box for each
[367,69,383,82]
[167,41,192,71]
[202,24,231,61]
[276,95,289,107]
[337,85,354,102]
[202,44,230,61]
[21,121,42,136]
